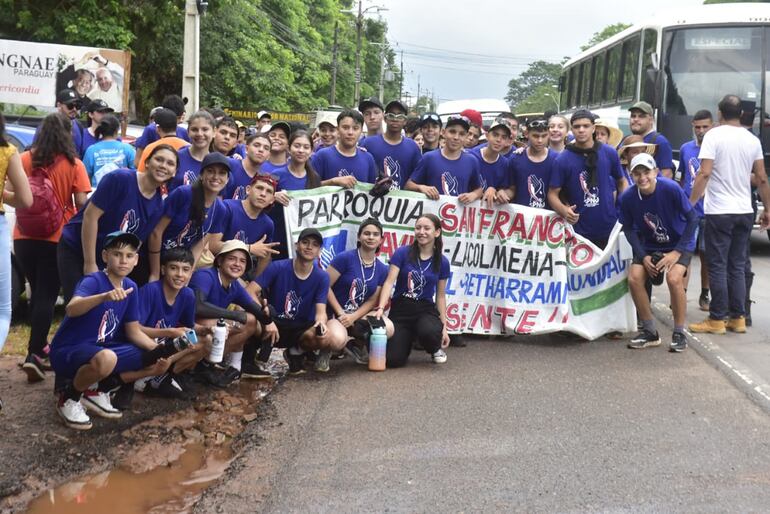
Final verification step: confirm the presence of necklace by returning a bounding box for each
[417,255,432,274]
[357,250,376,294]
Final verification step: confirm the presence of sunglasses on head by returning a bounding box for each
[384,113,407,121]
[447,115,470,124]
[64,102,79,110]
[421,113,440,122]
[528,119,548,130]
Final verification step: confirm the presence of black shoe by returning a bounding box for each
[111,382,135,411]
[283,349,306,376]
[193,361,225,388]
[669,331,687,352]
[143,373,187,398]
[627,330,661,349]
[216,366,241,387]
[449,334,467,347]
[21,354,46,383]
[241,361,273,380]
[173,371,196,391]
[745,300,753,327]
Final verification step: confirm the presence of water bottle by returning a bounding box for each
[209,319,227,363]
[368,327,387,372]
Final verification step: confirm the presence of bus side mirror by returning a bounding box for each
[650,52,660,71]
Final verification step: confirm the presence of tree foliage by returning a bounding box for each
[0,0,399,120]
[504,60,562,110]
[580,23,631,52]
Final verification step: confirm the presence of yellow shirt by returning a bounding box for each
[0,144,18,213]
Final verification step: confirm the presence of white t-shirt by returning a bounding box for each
[698,124,762,215]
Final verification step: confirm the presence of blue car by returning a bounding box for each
[5,123,36,152]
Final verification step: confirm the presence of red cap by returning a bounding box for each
[460,109,483,128]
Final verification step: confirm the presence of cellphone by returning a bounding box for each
[367,315,386,330]
[185,329,198,345]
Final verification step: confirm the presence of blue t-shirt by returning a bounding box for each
[272,166,309,191]
[161,186,225,250]
[51,272,139,348]
[135,123,189,149]
[618,177,695,253]
[138,280,196,330]
[261,160,287,174]
[468,146,508,190]
[644,131,674,173]
[60,169,164,264]
[390,245,451,303]
[409,149,482,196]
[311,145,377,183]
[222,159,258,200]
[189,267,256,310]
[360,135,422,189]
[549,144,624,241]
[509,149,557,209]
[82,139,136,187]
[256,259,329,322]
[679,140,704,218]
[80,129,99,158]
[329,249,388,313]
[221,199,275,244]
[169,146,208,193]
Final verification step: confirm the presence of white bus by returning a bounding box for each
[436,99,511,129]
[560,3,770,159]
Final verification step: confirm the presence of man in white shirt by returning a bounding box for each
[689,95,770,334]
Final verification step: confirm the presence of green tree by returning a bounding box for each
[504,60,562,109]
[580,22,631,52]
[514,85,562,114]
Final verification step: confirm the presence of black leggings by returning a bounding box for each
[387,298,443,368]
[57,241,84,306]
[14,239,60,357]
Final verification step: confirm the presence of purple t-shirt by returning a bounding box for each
[409,149,481,196]
[189,267,256,310]
[222,159,259,200]
[360,135,422,188]
[135,123,189,149]
[138,279,196,329]
[679,140,704,218]
[168,147,204,193]
[329,249,388,313]
[390,245,450,303]
[468,146,508,190]
[311,145,377,183]
[508,149,557,209]
[256,259,329,322]
[161,186,225,250]
[221,199,274,244]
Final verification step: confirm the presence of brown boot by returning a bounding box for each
[726,316,747,333]
[689,318,727,335]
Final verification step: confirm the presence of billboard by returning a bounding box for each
[0,39,131,114]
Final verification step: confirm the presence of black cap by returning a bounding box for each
[103,231,141,250]
[268,121,291,138]
[200,152,232,174]
[419,112,442,128]
[56,88,79,105]
[385,100,408,114]
[86,99,114,113]
[298,227,323,245]
[358,96,384,112]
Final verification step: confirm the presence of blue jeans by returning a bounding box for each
[0,215,10,351]
[704,213,754,320]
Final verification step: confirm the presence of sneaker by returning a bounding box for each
[283,349,306,376]
[314,350,331,373]
[449,334,467,347]
[144,374,187,399]
[343,340,369,365]
[432,349,448,364]
[627,330,661,349]
[57,396,92,430]
[111,383,135,411]
[689,317,727,335]
[726,316,747,333]
[669,331,687,352]
[82,389,123,419]
[241,361,273,380]
[193,360,225,388]
[698,293,710,312]
[216,366,241,387]
[21,354,46,383]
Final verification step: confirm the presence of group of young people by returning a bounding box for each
[0,87,750,428]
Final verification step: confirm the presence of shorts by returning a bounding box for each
[273,318,315,349]
[632,251,692,269]
[50,342,146,379]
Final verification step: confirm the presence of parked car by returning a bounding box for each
[6,123,36,152]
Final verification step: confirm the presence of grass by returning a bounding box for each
[1,307,64,357]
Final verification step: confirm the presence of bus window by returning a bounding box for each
[620,34,641,100]
[606,45,621,103]
[568,66,578,109]
[559,71,569,111]
[662,26,762,151]
[580,60,592,105]
[591,52,606,105]
[641,29,658,104]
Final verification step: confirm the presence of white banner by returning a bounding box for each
[285,185,636,340]
[0,39,130,112]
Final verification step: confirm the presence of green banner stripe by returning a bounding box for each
[570,279,628,316]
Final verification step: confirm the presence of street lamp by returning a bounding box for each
[343,1,388,106]
[544,93,560,112]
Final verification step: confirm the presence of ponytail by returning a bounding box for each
[189,178,206,227]
[95,114,120,140]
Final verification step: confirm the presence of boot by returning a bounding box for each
[745,271,754,327]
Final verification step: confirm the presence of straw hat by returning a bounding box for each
[594,119,624,148]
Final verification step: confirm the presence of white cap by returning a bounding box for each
[315,111,338,128]
[630,153,657,171]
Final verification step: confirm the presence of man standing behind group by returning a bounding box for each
[358,97,384,137]
[628,101,674,179]
[419,112,442,154]
[689,95,770,335]
[312,109,377,188]
[360,100,422,190]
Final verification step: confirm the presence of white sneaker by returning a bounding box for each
[314,350,331,373]
[82,390,123,419]
[57,397,93,430]
[432,349,448,364]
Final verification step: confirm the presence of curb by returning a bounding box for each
[651,299,770,415]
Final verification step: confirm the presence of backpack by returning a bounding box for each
[15,165,65,238]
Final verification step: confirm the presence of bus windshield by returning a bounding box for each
[661,26,763,152]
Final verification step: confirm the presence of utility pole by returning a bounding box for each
[353,0,363,106]
[330,20,339,105]
[182,0,202,114]
[399,50,404,100]
[378,45,385,103]
[416,74,421,107]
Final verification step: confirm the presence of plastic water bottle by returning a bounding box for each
[209,319,227,363]
[368,327,387,372]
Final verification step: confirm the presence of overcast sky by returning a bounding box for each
[376,0,704,104]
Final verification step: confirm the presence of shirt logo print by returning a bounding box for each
[579,171,600,207]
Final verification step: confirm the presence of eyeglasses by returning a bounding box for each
[64,102,79,110]
[384,113,407,121]
[527,119,549,130]
[421,113,440,122]
[447,115,470,124]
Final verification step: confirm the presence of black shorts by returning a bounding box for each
[273,318,314,349]
[632,251,692,268]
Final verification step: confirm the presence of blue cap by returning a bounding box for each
[201,152,232,174]
[103,231,141,250]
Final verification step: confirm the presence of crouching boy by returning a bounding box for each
[50,232,191,430]
[619,154,698,352]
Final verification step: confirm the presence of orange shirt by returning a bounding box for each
[13,151,91,242]
[137,137,189,171]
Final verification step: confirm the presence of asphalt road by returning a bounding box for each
[197,330,770,512]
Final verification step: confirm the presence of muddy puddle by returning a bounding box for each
[23,378,276,514]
